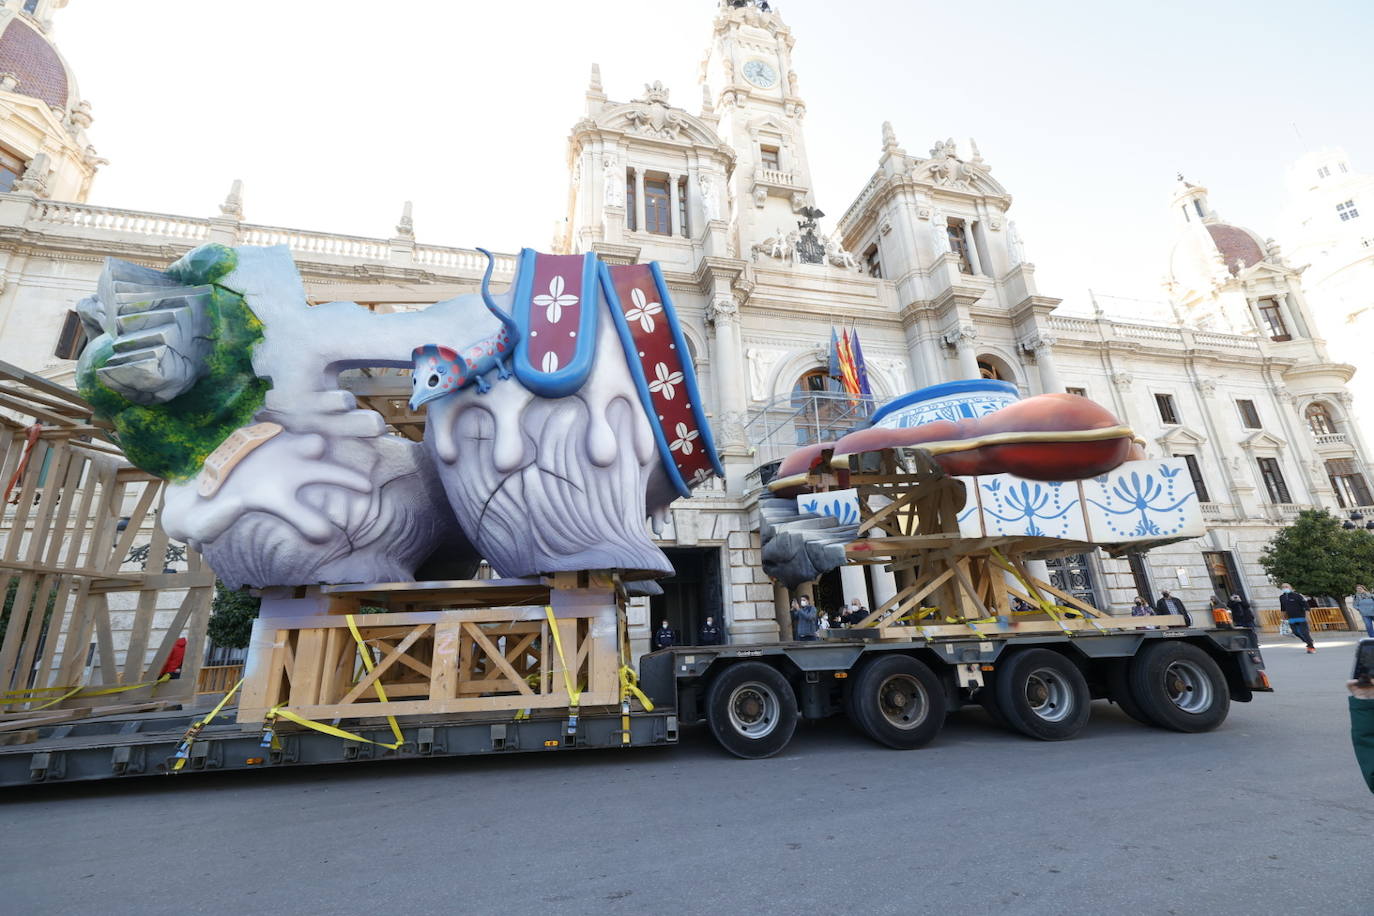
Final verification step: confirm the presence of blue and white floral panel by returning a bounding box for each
[798,488,861,527]
[873,389,1019,430]
[967,473,1089,540]
[1081,458,1204,542]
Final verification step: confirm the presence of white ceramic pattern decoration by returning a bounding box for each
[972,473,1088,540]
[798,488,861,527]
[950,459,1203,546]
[1081,458,1203,542]
[871,382,1019,431]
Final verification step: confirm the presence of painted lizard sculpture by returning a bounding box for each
[409,248,520,409]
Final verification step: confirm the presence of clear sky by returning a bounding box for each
[55,0,1373,315]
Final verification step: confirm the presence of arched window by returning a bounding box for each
[1306,402,1337,436]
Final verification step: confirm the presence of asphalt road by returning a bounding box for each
[3,636,1370,916]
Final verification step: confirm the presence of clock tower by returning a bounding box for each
[702,0,817,259]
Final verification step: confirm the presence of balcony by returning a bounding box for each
[744,390,878,467]
[750,167,807,209]
[1313,431,1350,451]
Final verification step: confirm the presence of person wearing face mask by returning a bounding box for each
[1353,585,1374,638]
[1279,582,1315,653]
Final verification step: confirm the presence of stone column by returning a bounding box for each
[948,325,980,380]
[963,223,983,276]
[633,166,646,233]
[868,531,898,608]
[669,172,682,237]
[840,564,868,608]
[708,295,749,456]
[1027,334,1062,393]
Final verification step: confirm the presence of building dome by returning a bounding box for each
[1205,223,1265,276]
[0,16,71,111]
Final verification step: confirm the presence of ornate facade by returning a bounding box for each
[0,0,1370,655]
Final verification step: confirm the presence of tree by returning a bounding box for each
[1260,509,1374,620]
[206,580,261,650]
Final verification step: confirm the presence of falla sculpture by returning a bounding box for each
[74,243,723,591]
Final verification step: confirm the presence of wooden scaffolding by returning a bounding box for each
[0,362,213,728]
[831,449,1189,638]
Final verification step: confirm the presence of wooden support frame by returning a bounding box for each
[0,363,212,714]
[236,597,623,725]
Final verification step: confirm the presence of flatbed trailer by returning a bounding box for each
[0,619,1268,786]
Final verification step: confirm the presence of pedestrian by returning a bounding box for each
[1154,589,1191,627]
[791,595,819,641]
[1354,585,1374,638]
[1347,677,1374,793]
[698,615,723,645]
[652,618,676,651]
[1130,596,1152,617]
[843,598,868,627]
[1227,593,1256,629]
[158,636,187,680]
[818,611,831,632]
[1279,583,1315,653]
[1012,596,1034,615]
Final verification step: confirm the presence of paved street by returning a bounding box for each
[2,636,1370,915]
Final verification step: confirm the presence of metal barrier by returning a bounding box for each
[195,664,244,695]
[1257,606,1352,633]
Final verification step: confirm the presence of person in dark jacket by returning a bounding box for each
[1279,583,1315,653]
[791,596,819,641]
[1354,585,1374,638]
[1227,594,1256,629]
[1348,679,1374,793]
[698,616,723,645]
[842,598,868,628]
[1154,590,1191,627]
[652,619,676,651]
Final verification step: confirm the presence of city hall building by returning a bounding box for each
[0,0,1370,657]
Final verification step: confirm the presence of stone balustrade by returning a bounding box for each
[1314,431,1349,447]
[238,224,390,261]
[31,199,212,241]
[756,167,797,187]
[7,193,516,278]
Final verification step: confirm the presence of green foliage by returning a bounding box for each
[0,578,59,639]
[1259,509,1374,598]
[76,243,270,481]
[206,580,261,650]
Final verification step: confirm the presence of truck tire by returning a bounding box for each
[849,654,946,749]
[1127,641,1230,733]
[994,648,1091,741]
[705,661,798,759]
[1106,659,1156,726]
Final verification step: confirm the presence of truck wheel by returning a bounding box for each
[705,662,798,759]
[994,648,1091,741]
[1127,641,1229,733]
[849,654,946,749]
[1106,659,1156,726]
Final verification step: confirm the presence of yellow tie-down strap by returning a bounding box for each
[172,677,244,771]
[544,605,582,708]
[1,673,170,711]
[619,665,654,713]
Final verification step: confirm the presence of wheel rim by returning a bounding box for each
[727,681,780,739]
[1024,667,1074,723]
[877,673,928,730]
[1163,660,1212,714]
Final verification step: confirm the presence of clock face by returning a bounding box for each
[742,59,778,89]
